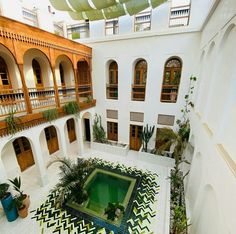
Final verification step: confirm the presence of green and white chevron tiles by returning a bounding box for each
[31,157,160,234]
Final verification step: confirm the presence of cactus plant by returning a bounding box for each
[141,124,155,152]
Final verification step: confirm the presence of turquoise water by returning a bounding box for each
[86,172,131,213]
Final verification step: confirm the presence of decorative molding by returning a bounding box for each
[217,144,236,177]
[0,28,91,58]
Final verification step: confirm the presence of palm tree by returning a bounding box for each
[156,128,186,165]
[47,157,94,208]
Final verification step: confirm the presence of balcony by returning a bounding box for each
[106,83,118,99]
[58,86,76,104]
[77,83,92,100]
[169,4,191,27]
[132,84,145,101]
[22,8,38,27]
[0,88,26,117]
[0,99,96,137]
[160,85,179,103]
[0,84,95,119]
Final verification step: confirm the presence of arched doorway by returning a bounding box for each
[66,118,77,143]
[44,126,59,154]
[82,112,92,142]
[12,137,35,172]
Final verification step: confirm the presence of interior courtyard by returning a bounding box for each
[0,0,235,233]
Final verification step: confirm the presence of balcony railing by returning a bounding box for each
[106,83,118,99]
[169,4,191,27]
[161,85,179,103]
[132,84,146,101]
[22,8,38,27]
[28,87,56,110]
[0,88,26,116]
[0,83,95,118]
[58,85,76,104]
[78,83,92,99]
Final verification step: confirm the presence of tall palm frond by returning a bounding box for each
[47,157,94,208]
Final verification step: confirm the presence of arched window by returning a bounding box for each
[132,59,147,101]
[161,57,182,103]
[0,56,11,89]
[107,61,118,99]
[77,60,92,99]
[32,59,43,89]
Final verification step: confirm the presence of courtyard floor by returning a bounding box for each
[0,142,171,234]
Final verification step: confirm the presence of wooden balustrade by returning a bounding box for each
[160,84,179,103]
[28,86,56,110]
[58,85,76,104]
[77,83,92,98]
[132,84,146,101]
[0,99,96,137]
[106,83,118,99]
[0,88,27,116]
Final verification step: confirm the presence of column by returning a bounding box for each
[18,64,32,113]
[75,117,84,156]
[58,125,69,159]
[73,68,80,103]
[31,138,48,187]
[0,158,7,182]
[51,68,60,108]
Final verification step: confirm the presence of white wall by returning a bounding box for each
[186,0,236,233]
[87,31,200,146]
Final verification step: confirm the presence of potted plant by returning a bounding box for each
[0,183,18,222]
[141,124,155,152]
[9,177,30,209]
[104,202,125,221]
[13,195,28,218]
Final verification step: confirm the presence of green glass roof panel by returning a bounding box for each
[49,0,71,11]
[151,0,166,8]
[50,0,167,21]
[125,0,149,15]
[92,0,117,10]
[69,11,86,20]
[85,9,104,21]
[68,0,93,11]
[104,4,126,19]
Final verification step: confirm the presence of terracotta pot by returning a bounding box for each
[22,194,30,209]
[18,206,28,218]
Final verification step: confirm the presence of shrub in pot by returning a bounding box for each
[0,183,18,222]
[13,195,28,218]
[9,177,30,209]
[104,202,125,221]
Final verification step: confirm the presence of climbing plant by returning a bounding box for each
[4,109,20,136]
[92,114,107,143]
[63,101,80,115]
[42,108,58,123]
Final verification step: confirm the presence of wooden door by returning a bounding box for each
[13,137,35,172]
[44,126,59,154]
[130,125,143,151]
[107,122,118,141]
[67,119,76,143]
